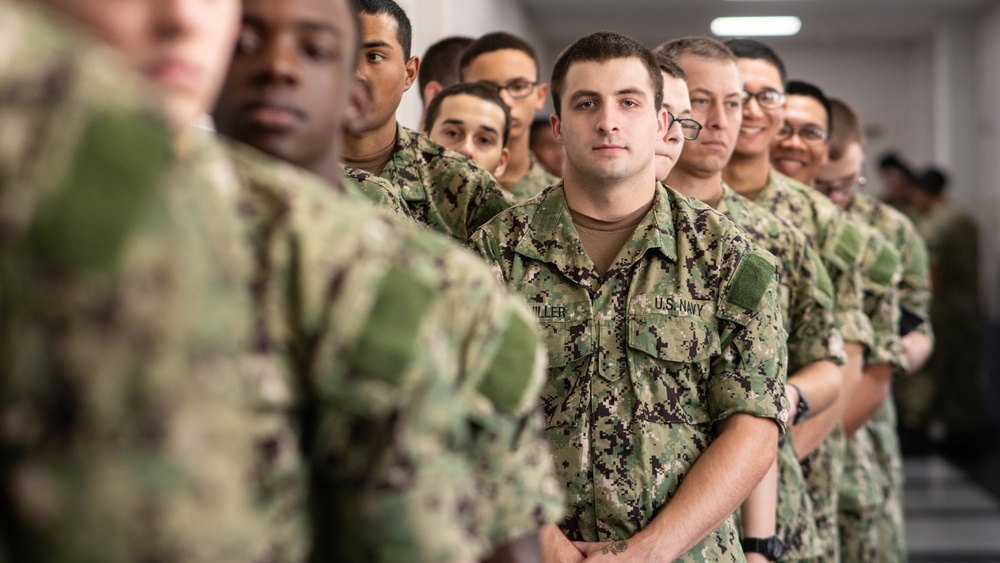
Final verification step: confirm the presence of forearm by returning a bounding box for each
[841,363,893,436]
[787,360,841,416]
[631,414,779,560]
[739,458,778,538]
[791,342,863,459]
[901,332,933,373]
[540,524,583,563]
[483,533,543,563]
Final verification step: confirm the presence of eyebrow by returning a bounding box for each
[242,15,343,37]
[568,87,647,101]
[663,103,692,116]
[441,118,500,136]
[362,40,394,50]
[689,87,742,99]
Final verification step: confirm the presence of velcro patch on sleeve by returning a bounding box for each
[726,251,774,312]
[833,222,863,266]
[347,266,434,386]
[869,244,901,287]
[477,311,538,416]
[30,111,171,271]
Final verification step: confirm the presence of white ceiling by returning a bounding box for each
[521,0,999,51]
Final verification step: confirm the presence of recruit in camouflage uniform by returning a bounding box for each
[839,192,925,562]
[340,163,412,218]
[0,4,285,561]
[748,168,872,560]
[716,185,847,560]
[378,124,512,240]
[509,153,559,203]
[471,182,788,562]
[229,141,564,562]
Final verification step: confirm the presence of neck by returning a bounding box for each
[563,164,656,220]
[722,150,770,201]
[496,132,532,188]
[308,138,346,187]
[343,118,398,169]
[666,167,725,209]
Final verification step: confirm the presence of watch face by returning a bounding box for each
[767,536,785,558]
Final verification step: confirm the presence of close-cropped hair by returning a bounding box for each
[916,167,948,196]
[654,36,736,64]
[879,152,914,180]
[459,32,541,81]
[422,82,513,146]
[785,80,833,135]
[418,36,474,101]
[724,39,787,84]
[655,53,686,81]
[550,31,664,118]
[828,98,866,161]
[358,0,412,60]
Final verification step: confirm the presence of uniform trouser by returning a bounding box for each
[837,489,905,563]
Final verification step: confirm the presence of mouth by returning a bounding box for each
[773,157,807,173]
[244,101,305,130]
[143,57,204,92]
[740,126,765,136]
[593,144,627,153]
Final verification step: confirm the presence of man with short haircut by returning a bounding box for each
[659,39,844,563]
[775,81,905,561]
[424,82,511,177]
[460,32,558,200]
[530,118,565,179]
[696,39,871,561]
[472,31,788,562]
[878,153,918,216]
[345,0,510,240]
[816,97,933,563]
[417,35,473,129]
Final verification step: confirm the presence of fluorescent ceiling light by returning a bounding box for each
[711,16,802,37]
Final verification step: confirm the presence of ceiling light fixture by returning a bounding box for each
[710,16,802,37]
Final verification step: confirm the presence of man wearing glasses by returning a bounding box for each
[460,32,558,201]
[343,0,511,240]
[658,38,845,563]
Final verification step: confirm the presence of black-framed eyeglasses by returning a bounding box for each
[775,124,828,145]
[741,88,787,110]
[478,79,538,99]
[667,112,703,141]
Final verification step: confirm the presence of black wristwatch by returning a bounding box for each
[741,535,785,560]
[788,382,809,425]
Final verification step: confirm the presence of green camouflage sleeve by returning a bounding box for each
[857,225,904,369]
[786,236,847,372]
[1,6,280,561]
[819,218,874,349]
[340,163,414,219]
[897,220,933,341]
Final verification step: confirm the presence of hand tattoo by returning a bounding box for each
[601,540,628,556]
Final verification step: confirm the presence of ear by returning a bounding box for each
[423,80,443,108]
[535,83,549,111]
[402,55,420,92]
[655,105,668,141]
[550,112,562,144]
[344,79,374,134]
[494,147,511,178]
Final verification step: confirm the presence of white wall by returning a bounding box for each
[394,0,552,129]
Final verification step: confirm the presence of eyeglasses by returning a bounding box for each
[775,124,829,145]
[815,175,867,198]
[478,79,538,99]
[741,88,787,110]
[667,112,703,141]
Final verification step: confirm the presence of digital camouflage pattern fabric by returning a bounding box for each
[716,186,846,560]
[340,163,412,219]
[509,154,558,203]
[0,4,280,561]
[379,124,512,240]
[230,142,563,562]
[471,182,788,562]
[750,169,872,560]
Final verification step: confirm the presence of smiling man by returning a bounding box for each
[471,31,787,562]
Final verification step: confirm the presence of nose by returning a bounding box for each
[706,100,730,131]
[154,0,199,39]
[742,96,763,120]
[455,135,475,158]
[261,36,300,83]
[596,104,619,134]
[665,116,683,144]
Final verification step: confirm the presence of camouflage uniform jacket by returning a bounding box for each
[717,186,845,560]
[229,143,563,562]
[471,182,788,561]
[379,123,512,240]
[751,169,871,559]
[340,163,412,218]
[509,153,559,203]
[0,5,277,561]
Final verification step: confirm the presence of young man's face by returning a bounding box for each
[462,49,547,143]
[674,54,743,179]
[38,0,240,130]
[769,94,830,185]
[353,12,417,134]
[815,141,864,210]
[554,57,665,187]
[213,0,357,169]
[734,57,785,158]
[427,94,510,176]
[654,73,691,182]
